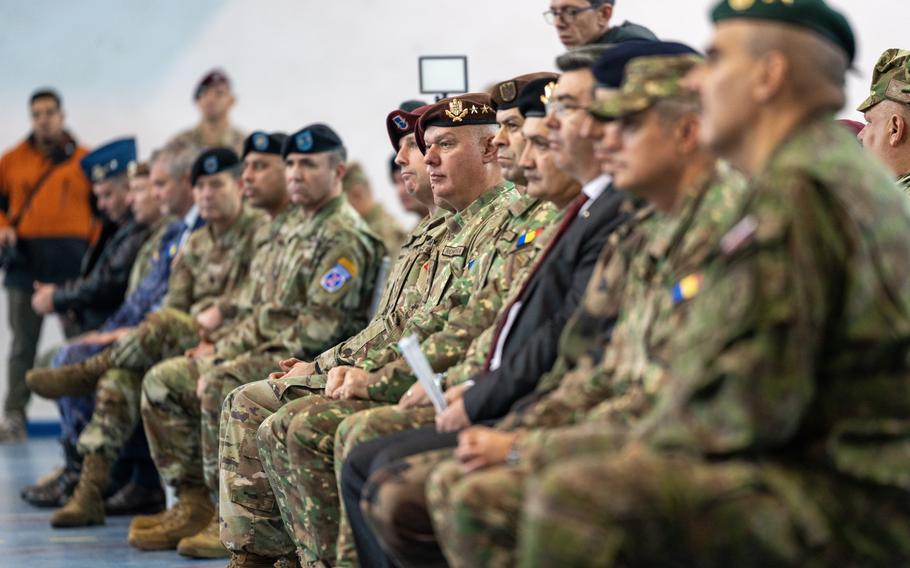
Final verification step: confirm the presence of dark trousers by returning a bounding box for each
[341,426,459,568]
[5,286,78,418]
[5,286,44,418]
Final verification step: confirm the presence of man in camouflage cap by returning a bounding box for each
[857,48,910,192]
[394,50,748,568]
[518,1,910,565]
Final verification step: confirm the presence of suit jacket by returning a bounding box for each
[463,184,630,422]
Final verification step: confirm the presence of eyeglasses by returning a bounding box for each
[545,98,586,118]
[543,5,595,25]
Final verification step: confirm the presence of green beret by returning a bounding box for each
[857,49,910,112]
[711,0,855,66]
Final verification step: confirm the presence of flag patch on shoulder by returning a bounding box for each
[516,229,539,248]
[671,273,703,305]
[321,258,357,293]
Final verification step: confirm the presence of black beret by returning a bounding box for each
[282,124,344,158]
[191,147,240,186]
[242,131,287,158]
[516,78,557,119]
[399,99,428,112]
[490,72,560,111]
[711,0,855,66]
[592,41,700,88]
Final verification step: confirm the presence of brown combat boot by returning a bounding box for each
[50,453,110,527]
[226,552,278,568]
[128,484,213,550]
[176,515,229,558]
[27,349,113,399]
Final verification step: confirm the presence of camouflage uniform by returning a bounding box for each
[857,49,910,194]
[268,195,554,565]
[77,206,263,461]
[424,164,745,567]
[168,124,246,156]
[519,118,910,566]
[327,196,560,564]
[361,203,408,260]
[219,182,517,560]
[143,196,383,497]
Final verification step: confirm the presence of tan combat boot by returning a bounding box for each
[27,349,113,399]
[129,503,176,533]
[176,514,229,558]
[128,484,213,550]
[50,453,110,527]
[226,552,278,568]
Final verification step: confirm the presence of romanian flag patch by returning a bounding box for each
[671,273,703,305]
[321,257,357,293]
[516,229,540,248]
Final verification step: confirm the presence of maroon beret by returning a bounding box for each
[489,72,560,111]
[415,93,497,154]
[386,105,431,151]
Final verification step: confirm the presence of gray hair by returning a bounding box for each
[556,44,613,72]
[153,142,197,182]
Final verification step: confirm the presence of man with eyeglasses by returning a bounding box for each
[544,0,655,48]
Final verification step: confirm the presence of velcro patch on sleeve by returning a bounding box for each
[321,258,357,293]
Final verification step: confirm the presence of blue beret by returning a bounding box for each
[592,41,700,88]
[282,124,344,158]
[80,137,137,183]
[242,131,287,158]
[191,147,240,186]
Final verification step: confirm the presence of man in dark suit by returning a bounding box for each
[337,43,638,567]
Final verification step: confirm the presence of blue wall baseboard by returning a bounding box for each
[27,420,61,438]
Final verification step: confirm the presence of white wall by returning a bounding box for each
[1,0,907,420]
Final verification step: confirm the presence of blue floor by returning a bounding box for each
[0,437,224,568]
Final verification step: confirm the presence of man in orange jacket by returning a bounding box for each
[0,89,96,442]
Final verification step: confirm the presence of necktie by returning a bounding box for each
[482,193,590,371]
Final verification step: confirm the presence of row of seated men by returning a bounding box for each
[24,1,910,566]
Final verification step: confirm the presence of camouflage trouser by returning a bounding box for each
[218,375,324,558]
[142,352,282,492]
[361,448,453,568]
[263,397,382,566]
[332,405,436,565]
[518,449,910,568]
[427,458,528,568]
[111,308,198,372]
[76,368,142,460]
[53,339,107,445]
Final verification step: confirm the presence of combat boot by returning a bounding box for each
[128,483,213,550]
[176,515,229,558]
[50,453,110,527]
[27,349,113,399]
[226,552,277,568]
[129,482,201,532]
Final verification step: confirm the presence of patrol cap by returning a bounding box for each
[592,41,700,88]
[190,147,241,186]
[387,105,430,151]
[516,78,557,118]
[194,68,231,100]
[282,124,344,158]
[80,137,137,183]
[857,49,910,112]
[399,99,427,112]
[490,72,560,111]
[590,54,704,121]
[415,93,498,154]
[711,0,855,66]
[242,131,287,158]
